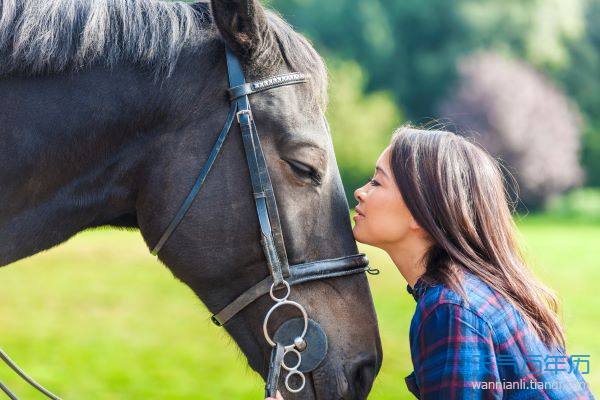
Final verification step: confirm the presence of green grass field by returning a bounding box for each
[0,216,598,399]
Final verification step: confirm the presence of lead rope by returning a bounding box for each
[0,379,18,400]
[0,347,62,400]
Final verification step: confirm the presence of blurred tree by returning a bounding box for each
[270,0,474,118]
[268,0,582,119]
[325,59,402,203]
[266,0,600,189]
[439,52,583,209]
[553,0,600,186]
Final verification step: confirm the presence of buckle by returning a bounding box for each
[236,109,252,123]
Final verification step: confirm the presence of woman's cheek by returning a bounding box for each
[376,209,409,244]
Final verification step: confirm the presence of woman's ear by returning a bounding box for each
[408,214,424,233]
[210,0,275,63]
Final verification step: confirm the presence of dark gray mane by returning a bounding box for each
[0,0,210,79]
[0,0,327,105]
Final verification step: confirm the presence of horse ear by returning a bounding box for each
[210,0,274,63]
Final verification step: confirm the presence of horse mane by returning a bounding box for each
[0,0,209,79]
[0,0,327,106]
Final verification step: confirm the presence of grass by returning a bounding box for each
[0,216,598,399]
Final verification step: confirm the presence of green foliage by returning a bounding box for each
[271,0,475,118]
[545,188,600,221]
[270,0,581,119]
[325,59,402,202]
[553,0,600,186]
[460,0,584,68]
[581,126,600,186]
[269,0,600,188]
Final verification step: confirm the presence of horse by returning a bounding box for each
[0,0,383,398]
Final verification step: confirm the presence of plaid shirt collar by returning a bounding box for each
[406,276,429,301]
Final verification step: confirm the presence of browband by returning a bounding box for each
[228,73,309,100]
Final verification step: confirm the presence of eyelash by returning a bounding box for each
[368,178,380,187]
[286,160,322,185]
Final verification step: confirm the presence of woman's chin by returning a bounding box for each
[352,225,367,244]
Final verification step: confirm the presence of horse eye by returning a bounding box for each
[285,159,322,185]
[287,159,312,175]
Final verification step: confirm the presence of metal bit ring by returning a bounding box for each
[263,300,308,349]
[281,348,302,371]
[269,280,291,302]
[285,370,306,393]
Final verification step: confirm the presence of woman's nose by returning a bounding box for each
[354,185,366,202]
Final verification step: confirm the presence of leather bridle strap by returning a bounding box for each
[151,50,308,258]
[150,101,238,255]
[210,253,369,326]
[227,73,308,100]
[226,47,301,285]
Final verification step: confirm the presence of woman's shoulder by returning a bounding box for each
[409,271,517,338]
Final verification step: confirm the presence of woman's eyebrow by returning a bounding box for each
[375,166,388,178]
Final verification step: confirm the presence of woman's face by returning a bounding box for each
[352,146,417,250]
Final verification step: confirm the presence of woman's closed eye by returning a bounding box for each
[368,178,380,187]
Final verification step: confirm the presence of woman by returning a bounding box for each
[268,126,594,399]
[356,126,593,399]
[353,127,593,399]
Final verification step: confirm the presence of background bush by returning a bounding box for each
[326,59,402,200]
[439,51,583,209]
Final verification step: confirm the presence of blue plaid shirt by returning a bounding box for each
[405,272,595,399]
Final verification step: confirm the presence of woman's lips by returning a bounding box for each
[354,207,365,221]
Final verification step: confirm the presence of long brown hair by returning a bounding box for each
[389,126,565,349]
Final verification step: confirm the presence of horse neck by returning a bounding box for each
[0,49,219,266]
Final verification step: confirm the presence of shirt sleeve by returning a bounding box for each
[412,303,502,399]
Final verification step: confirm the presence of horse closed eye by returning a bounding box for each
[285,159,322,185]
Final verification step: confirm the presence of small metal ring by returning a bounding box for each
[285,370,306,393]
[269,280,290,302]
[263,300,308,348]
[282,348,302,371]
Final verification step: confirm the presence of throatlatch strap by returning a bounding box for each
[151,102,237,255]
[0,346,62,400]
[0,380,18,400]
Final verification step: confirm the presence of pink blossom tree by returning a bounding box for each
[439,52,583,208]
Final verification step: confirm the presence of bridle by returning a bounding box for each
[0,46,376,399]
[159,46,375,396]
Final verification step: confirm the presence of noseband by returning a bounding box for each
[0,47,377,399]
